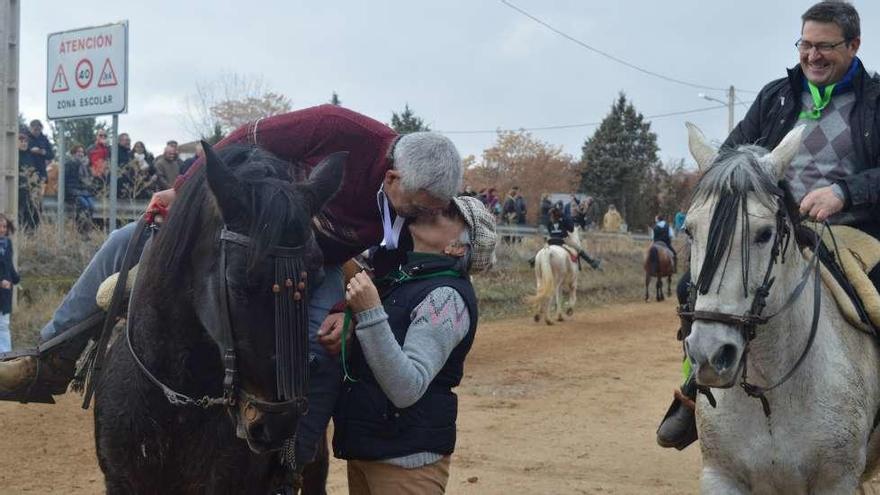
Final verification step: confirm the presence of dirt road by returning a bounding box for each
[0,300,701,494]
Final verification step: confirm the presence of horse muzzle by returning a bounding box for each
[685,323,745,388]
[234,399,300,454]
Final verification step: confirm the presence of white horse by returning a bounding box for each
[684,122,880,494]
[529,226,583,325]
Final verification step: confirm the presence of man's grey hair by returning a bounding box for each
[802,1,860,41]
[392,132,462,201]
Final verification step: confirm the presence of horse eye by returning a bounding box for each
[755,228,773,244]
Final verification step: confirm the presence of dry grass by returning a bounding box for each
[473,232,679,321]
[10,221,105,348]
[6,223,683,346]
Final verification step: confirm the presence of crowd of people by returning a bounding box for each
[17,119,204,233]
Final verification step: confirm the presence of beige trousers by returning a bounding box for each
[347,456,451,495]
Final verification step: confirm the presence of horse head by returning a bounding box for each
[682,123,805,388]
[184,142,344,452]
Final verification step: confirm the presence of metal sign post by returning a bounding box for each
[46,21,128,241]
[56,121,65,242]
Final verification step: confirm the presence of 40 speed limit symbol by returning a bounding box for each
[75,59,93,89]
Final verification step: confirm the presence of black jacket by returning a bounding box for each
[26,133,53,180]
[333,270,478,461]
[0,238,20,314]
[722,61,880,236]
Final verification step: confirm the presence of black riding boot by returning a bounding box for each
[0,312,104,403]
[656,373,698,450]
[578,250,602,270]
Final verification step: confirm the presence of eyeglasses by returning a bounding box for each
[795,39,848,54]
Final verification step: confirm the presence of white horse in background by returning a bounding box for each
[529,226,583,325]
[684,122,880,494]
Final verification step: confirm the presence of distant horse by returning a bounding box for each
[93,142,344,494]
[644,242,675,301]
[684,122,880,493]
[529,226,583,324]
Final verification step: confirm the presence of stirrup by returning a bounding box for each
[0,350,57,404]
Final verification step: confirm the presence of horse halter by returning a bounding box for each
[679,194,824,416]
[127,227,312,418]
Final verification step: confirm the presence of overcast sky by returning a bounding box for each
[19,0,880,168]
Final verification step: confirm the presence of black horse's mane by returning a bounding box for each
[151,144,311,277]
[690,145,784,298]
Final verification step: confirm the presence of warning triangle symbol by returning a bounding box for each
[97,58,118,88]
[51,65,69,93]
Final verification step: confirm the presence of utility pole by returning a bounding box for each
[700,86,737,134]
[727,85,735,134]
[0,0,19,219]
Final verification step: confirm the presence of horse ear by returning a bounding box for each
[686,122,717,172]
[763,125,806,179]
[303,151,347,214]
[203,140,246,223]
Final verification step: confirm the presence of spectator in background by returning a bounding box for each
[602,204,623,233]
[485,188,500,219]
[673,210,687,236]
[0,214,20,352]
[17,132,41,231]
[132,141,154,168]
[166,139,179,150]
[154,144,183,190]
[539,194,552,229]
[514,189,527,227]
[26,120,52,182]
[460,184,477,197]
[87,130,110,179]
[64,145,96,233]
[180,142,204,175]
[117,133,132,167]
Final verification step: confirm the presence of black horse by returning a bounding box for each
[93,142,344,494]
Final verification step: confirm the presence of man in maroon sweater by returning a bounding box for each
[0,104,464,472]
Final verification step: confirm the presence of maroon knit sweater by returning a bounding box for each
[176,104,398,265]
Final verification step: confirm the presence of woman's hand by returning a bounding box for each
[345,272,381,313]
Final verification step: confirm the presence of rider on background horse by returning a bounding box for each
[0,104,466,478]
[531,206,601,270]
[657,0,880,450]
[651,214,676,271]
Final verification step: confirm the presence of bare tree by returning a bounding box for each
[183,72,292,141]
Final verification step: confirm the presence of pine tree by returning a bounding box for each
[330,92,342,106]
[579,93,659,229]
[390,104,430,134]
[50,117,108,150]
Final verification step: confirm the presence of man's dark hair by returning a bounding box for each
[29,119,42,128]
[802,1,860,41]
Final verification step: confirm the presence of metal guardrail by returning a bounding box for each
[40,196,148,222]
[495,223,651,242]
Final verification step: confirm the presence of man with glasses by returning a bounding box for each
[657,0,880,450]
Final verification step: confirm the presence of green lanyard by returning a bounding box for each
[339,268,463,383]
[799,82,836,120]
[341,308,358,382]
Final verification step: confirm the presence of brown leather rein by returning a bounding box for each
[679,198,825,416]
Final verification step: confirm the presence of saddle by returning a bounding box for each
[561,245,579,263]
[96,264,139,311]
[802,224,880,332]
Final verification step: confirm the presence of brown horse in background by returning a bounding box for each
[644,242,675,301]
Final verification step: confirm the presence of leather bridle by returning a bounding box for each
[126,227,311,418]
[679,194,825,416]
